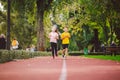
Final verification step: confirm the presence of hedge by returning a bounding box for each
[0,50,51,63]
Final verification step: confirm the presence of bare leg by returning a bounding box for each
[62,49,66,58]
[65,48,68,56]
[64,48,68,59]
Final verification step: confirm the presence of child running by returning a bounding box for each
[61,27,71,59]
[49,26,59,59]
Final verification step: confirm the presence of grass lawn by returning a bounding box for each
[84,55,120,62]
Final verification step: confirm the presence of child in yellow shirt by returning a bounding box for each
[61,27,70,59]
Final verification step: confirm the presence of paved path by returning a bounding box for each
[0,56,120,80]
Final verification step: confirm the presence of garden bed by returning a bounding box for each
[0,50,51,63]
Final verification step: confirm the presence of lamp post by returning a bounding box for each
[6,0,11,50]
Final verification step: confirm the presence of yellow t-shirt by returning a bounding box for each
[61,32,70,44]
[12,40,17,46]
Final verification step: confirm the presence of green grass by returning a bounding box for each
[84,55,120,62]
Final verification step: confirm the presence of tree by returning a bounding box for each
[1,0,120,51]
[1,0,53,50]
[36,0,53,51]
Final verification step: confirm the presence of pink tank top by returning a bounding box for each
[49,32,58,43]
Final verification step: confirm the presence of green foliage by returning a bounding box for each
[43,0,120,51]
[0,50,51,63]
[69,36,79,51]
[0,0,120,51]
[0,50,13,63]
[0,10,6,34]
[0,0,37,49]
[85,55,120,62]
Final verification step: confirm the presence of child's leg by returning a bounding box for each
[62,49,66,58]
[65,48,68,56]
[62,44,65,57]
[62,49,65,55]
[51,43,55,59]
[64,44,68,56]
[54,43,58,56]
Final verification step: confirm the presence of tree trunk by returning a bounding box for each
[103,26,109,45]
[115,27,120,45]
[36,0,45,51]
[6,0,11,50]
[110,24,113,44]
[93,29,100,52]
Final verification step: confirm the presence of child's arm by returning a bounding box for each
[67,33,71,38]
[62,33,70,39]
[61,34,65,40]
[56,35,59,39]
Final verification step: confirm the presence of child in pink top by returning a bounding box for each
[49,27,59,59]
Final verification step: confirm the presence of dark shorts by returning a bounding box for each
[62,44,69,49]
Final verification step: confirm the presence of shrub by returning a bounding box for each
[0,50,51,63]
[58,50,63,55]
[0,50,13,63]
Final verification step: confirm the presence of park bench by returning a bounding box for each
[105,46,120,56]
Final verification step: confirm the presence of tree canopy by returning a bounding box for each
[0,0,120,51]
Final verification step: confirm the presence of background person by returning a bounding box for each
[30,44,35,52]
[0,34,6,49]
[11,38,19,50]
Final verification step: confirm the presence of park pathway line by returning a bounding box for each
[59,59,67,80]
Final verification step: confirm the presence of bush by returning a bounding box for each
[0,50,13,63]
[0,50,51,63]
[58,50,63,55]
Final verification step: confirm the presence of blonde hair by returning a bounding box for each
[52,26,57,32]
